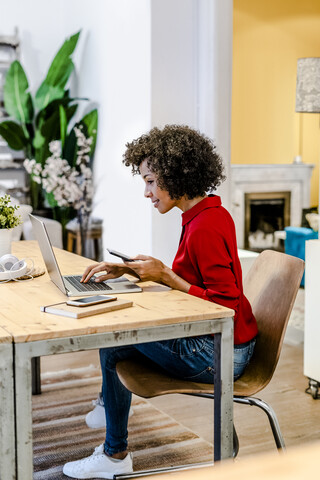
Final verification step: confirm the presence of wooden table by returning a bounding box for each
[0,327,15,480]
[1,241,234,480]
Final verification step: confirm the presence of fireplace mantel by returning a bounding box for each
[231,163,315,248]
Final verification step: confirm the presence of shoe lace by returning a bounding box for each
[91,393,104,407]
[93,444,105,456]
[80,444,105,465]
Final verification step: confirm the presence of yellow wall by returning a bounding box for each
[232,0,320,206]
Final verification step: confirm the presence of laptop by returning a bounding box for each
[29,214,142,297]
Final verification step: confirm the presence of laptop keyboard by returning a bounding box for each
[65,276,112,292]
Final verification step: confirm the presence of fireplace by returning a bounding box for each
[245,191,291,250]
[231,164,314,249]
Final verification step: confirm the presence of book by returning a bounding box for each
[40,298,133,319]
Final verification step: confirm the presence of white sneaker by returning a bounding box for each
[86,393,134,429]
[85,393,106,429]
[63,444,133,479]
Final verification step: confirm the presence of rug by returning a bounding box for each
[32,370,213,479]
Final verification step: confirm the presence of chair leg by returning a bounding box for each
[114,429,239,479]
[114,462,213,479]
[233,425,239,457]
[234,396,285,450]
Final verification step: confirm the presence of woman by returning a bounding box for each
[63,125,258,479]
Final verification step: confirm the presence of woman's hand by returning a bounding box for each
[124,255,191,294]
[81,262,134,283]
[124,255,166,283]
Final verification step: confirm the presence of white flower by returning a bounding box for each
[49,140,62,157]
[23,134,95,214]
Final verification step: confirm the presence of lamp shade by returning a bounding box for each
[296,58,320,113]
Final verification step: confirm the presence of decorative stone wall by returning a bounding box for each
[231,164,314,248]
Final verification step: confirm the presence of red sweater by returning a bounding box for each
[172,195,258,345]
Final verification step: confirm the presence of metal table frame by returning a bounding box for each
[14,317,233,479]
[0,341,15,480]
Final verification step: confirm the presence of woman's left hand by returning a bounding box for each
[125,255,166,283]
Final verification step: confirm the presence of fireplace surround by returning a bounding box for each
[245,191,291,250]
[231,164,314,249]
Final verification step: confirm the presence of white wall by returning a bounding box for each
[1,0,233,265]
[150,0,197,265]
[61,0,153,259]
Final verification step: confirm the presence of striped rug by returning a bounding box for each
[32,368,213,479]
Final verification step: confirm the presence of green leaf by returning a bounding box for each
[35,96,76,128]
[3,60,34,125]
[63,128,77,167]
[63,108,98,167]
[0,121,29,150]
[35,31,81,110]
[80,109,98,157]
[34,83,67,111]
[45,191,58,208]
[0,194,22,228]
[33,101,78,167]
[39,104,77,142]
[34,142,51,167]
[59,105,67,148]
[44,31,80,87]
[65,104,78,123]
[33,129,46,150]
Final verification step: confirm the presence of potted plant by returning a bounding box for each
[0,194,22,256]
[0,31,98,220]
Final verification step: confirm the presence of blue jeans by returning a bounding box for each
[99,335,256,455]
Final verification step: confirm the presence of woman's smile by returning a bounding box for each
[139,160,177,214]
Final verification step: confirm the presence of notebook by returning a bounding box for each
[29,214,142,297]
[40,298,133,318]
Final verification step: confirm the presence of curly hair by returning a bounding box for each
[122,125,225,200]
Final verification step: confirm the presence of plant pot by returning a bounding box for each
[0,228,13,257]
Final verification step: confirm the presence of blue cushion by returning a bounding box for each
[284,227,318,286]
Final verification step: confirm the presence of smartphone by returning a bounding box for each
[66,295,117,307]
[107,248,135,262]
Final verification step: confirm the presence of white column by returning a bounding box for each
[198,0,233,211]
[151,0,233,265]
[304,240,320,385]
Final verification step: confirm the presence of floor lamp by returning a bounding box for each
[295,57,320,236]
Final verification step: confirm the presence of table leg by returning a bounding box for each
[0,342,15,480]
[213,333,222,461]
[15,345,33,480]
[31,357,41,395]
[220,320,234,459]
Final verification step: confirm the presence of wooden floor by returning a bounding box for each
[41,340,320,459]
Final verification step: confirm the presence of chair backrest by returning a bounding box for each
[236,250,304,395]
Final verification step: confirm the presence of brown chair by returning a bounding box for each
[116,250,304,461]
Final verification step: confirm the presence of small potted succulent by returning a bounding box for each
[0,194,22,256]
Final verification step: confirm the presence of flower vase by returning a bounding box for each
[78,210,90,258]
[0,229,13,257]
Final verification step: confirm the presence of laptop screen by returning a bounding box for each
[29,214,68,295]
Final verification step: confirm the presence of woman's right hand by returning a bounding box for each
[81,262,133,283]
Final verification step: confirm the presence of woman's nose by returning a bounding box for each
[144,187,152,198]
